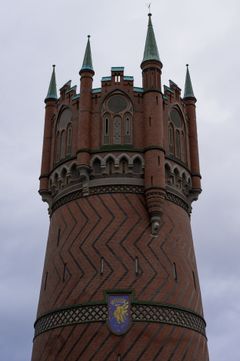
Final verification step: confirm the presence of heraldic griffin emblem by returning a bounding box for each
[107,294,132,335]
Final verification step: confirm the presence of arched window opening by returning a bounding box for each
[56,107,72,163]
[93,158,101,175]
[70,164,78,179]
[124,114,132,144]
[181,131,186,162]
[165,164,172,185]
[60,130,66,159]
[56,132,61,162]
[66,126,72,155]
[168,107,188,163]
[176,130,181,159]
[120,157,128,174]
[101,93,133,145]
[106,158,115,175]
[113,116,122,144]
[168,124,174,155]
[133,158,142,174]
[103,114,110,144]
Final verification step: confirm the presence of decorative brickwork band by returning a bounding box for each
[51,185,190,215]
[34,302,206,338]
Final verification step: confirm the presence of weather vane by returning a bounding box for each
[146,2,151,13]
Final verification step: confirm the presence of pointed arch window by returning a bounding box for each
[101,93,133,145]
[176,130,181,158]
[66,126,72,155]
[56,131,61,162]
[124,113,132,144]
[168,108,187,163]
[168,124,174,155]
[113,116,122,144]
[55,107,72,163]
[103,113,110,144]
[60,130,66,159]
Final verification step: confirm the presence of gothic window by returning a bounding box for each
[113,116,121,144]
[133,157,142,174]
[55,107,72,162]
[119,157,128,174]
[168,108,187,163]
[168,124,174,155]
[106,157,115,175]
[176,130,181,158]
[102,93,133,145]
[56,131,60,162]
[103,114,110,144]
[92,158,101,175]
[66,126,72,155]
[124,113,132,144]
[60,130,66,159]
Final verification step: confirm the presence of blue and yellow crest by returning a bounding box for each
[107,293,132,335]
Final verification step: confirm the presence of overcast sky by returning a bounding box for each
[0,0,239,360]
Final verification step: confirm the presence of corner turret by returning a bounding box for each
[40,65,58,202]
[183,65,201,198]
[141,13,162,91]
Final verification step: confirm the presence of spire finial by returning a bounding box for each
[147,2,151,15]
[80,35,94,73]
[184,64,196,99]
[45,64,57,102]
[142,11,160,64]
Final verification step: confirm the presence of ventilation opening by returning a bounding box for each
[114,75,121,83]
[100,257,104,275]
[135,257,139,275]
[63,263,67,282]
[57,228,61,246]
[44,272,48,291]
[173,262,177,281]
[192,271,196,289]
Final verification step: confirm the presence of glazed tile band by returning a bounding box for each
[34,302,206,338]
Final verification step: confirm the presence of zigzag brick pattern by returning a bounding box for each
[32,193,208,361]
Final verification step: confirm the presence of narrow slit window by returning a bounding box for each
[57,228,61,246]
[149,117,152,126]
[173,262,177,281]
[44,272,48,290]
[100,257,104,275]
[135,257,139,275]
[158,156,160,166]
[192,271,197,289]
[63,263,67,282]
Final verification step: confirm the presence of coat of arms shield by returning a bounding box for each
[107,293,132,335]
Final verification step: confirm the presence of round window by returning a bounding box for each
[108,94,127,113]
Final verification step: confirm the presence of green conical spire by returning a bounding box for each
[142,13,160,63]
[81,35,93,72]
[184,64,195,99]
[45,65,57,101]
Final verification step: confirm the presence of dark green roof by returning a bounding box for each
[142,13,160,63]
[81,35,93,72]
[45,65,57,101]
[184,64,195,99]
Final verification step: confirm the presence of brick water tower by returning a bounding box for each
[31,13,209,361]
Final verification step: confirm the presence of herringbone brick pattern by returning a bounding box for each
[32,193,208,360]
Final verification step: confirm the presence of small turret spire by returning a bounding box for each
[142,13,160,64]
[80,35,94,72]
[45,65,57,102]
[184,64,195,99]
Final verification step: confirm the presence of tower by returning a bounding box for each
[32,14,209,361]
